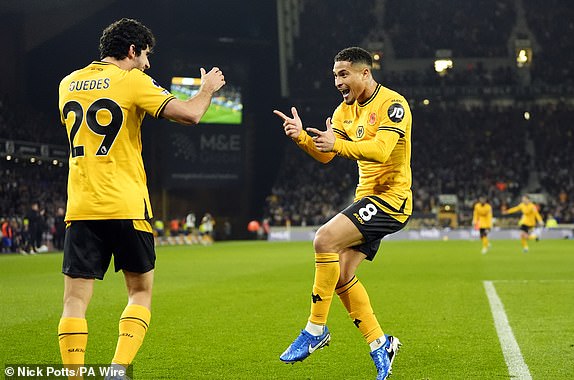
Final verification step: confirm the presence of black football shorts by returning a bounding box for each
[63,220,155,280]
[520,224,533,234]
[341,197,408,261]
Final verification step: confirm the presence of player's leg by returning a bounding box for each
[339,200,406,379]
[59,220,110,371]
[480,229,489,254]
[280,213,363,363]
[109,220,155,375]
[337,246,401,380]
[309,214,363,327]
[337,248,384,345]
[520,225,529,252]
[59,276,93,369]
[110,270,153,370]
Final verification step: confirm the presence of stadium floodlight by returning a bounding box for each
[434,59,453,75]
[515,39,532,68]
[371,50,382,70]
[434,49,453,76]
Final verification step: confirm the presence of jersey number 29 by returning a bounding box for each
[62,98,123,157]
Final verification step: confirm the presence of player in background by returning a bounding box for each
[199,213,215,245]
[472,196,493,254]
[58,18,225,379]
[274,46,411,380]
[503,195,544,252]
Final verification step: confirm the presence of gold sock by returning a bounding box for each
[58,317,88,379]
[308,253,340,325]
[336,276,383,343]
[481,237,489,249]
[521,237,528,249]
[112,304,151,367]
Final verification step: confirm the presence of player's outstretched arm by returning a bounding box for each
[273,107,335,164]
[162,67,226,125]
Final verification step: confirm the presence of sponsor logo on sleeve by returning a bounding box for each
[388,103,405,123]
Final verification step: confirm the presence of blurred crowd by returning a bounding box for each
[384,0,516,59]
[0,159,67,253]
[288,0,574,90]
[523,0,574,85]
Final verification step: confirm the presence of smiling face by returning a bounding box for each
[333,59,374,104]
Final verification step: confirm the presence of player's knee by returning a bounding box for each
[313,226,338,253]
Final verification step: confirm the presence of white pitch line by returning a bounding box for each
[483,281,533,380]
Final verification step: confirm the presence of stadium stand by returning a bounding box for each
[384,0,516,58]
[523,0,574,85]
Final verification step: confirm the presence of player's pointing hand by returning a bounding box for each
[307,117,335,152]
[274,106,303,139]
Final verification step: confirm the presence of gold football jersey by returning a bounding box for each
[473,202,493,229]
[331,84,412,222]
[294,84,412,222]
[506,202,543,227]
[59,61,175,221]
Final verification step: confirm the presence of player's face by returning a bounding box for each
[333,60,369,105]
[133,46,151,71]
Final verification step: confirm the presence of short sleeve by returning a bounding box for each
[130,70,176,118]
[378,97,409,138]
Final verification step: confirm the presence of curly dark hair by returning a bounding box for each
[99,18,155,60]
[334,47,373,67]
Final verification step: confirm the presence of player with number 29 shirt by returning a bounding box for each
[57,18,225,377]
[59,61,174,221]
[274,46,411,380]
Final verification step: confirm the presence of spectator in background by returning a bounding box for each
[53,207,66,251]
[199,213,215,245]
[1,218,13,253]
[25,202,42,253]
[169,218,181,237]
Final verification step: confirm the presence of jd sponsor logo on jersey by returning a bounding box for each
[368,112,377,125]
[387,103,405,123]
[356,126,365,139]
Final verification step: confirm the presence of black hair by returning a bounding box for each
[334,47,373,67]
[99,18,155,60]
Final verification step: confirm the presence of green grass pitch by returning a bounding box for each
[1,239,573,379]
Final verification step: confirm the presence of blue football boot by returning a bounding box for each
[279,326,331,363]
[370,335,401,379]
